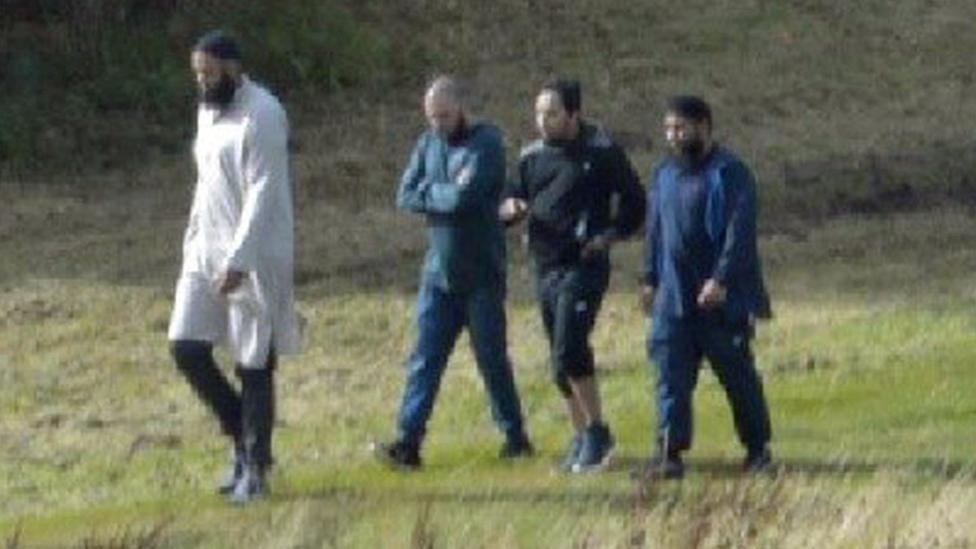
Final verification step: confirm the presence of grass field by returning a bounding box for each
[5,0,976,546]
[2,178,976,547]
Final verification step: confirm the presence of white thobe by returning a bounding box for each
[168,77,302,368]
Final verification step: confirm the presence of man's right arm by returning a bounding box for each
[183,183,202,252]
[641,169,662,313]
[396,135,428,212]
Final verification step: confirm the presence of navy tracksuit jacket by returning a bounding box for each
[643,146,772,452]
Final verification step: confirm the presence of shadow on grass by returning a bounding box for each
[269,455,975,513]
[612,455,975,480]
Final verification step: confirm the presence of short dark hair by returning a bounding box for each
[541,79,582,114]
[193,30,242,61]
[666,95,712,126]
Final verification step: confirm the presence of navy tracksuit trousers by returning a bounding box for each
[648,311,771,453]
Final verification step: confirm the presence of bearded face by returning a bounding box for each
[664,112,710,166]
[199,72,237,108]
[191,50,239,109]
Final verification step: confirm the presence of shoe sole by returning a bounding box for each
[227,489,268,505]
[743,460,774,474]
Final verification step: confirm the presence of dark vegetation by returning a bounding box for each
[4,0,976,225]
[0,0,388,174]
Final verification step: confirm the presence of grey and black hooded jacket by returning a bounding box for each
[506,122,645,270]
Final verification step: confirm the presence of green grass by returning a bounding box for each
[3,179,976,546]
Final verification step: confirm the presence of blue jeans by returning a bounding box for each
[397,279,526,447]
[648,312,771,453]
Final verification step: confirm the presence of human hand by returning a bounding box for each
[456,166,474,186]
[499,198,529,223]
[640,284,655,315]
[696,278,727,310]
[580,234,611,260]
[217,269,246,295]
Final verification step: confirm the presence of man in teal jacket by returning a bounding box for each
[375,76,533,469]
[642,95,772,478]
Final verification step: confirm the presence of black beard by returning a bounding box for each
[675,139,706,167]
[199,74,237,108]
[440,115,469,145]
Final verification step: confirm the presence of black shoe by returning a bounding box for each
[217,444,244,495]
[373,440,421,470]
[572,423,615,473]
[499,434,535,459]
[228,464,268,504]
[640,452,685,480]
[743,446,772,473]
[558,432,584,472]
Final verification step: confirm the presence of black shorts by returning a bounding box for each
[535,259,610,394]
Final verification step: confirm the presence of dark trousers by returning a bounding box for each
[648,312,771,453]
[171,340,276,468]
[535,260,609,396]
[397,279,527,447]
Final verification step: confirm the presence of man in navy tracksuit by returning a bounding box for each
[374,76,533,469]
[501,80,645,472]
[642,95,772,478]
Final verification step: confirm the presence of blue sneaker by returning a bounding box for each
[227,464,268,504]
[559,432,584,472]
[572,423,615,473]
[217,444,244,494]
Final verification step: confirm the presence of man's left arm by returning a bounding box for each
[581,143,645,258]
[605,143,646,240]
[224,106,290,289]
[421,133,505,215]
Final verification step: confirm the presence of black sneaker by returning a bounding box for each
[642,452,685,480]
[373,440,421,470]
[572,423,615,473]
[499,434,535,459]
[743,446,772,473]
[558,432,584,472]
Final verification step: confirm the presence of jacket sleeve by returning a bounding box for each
[226,104,289,272]
[642,169,661,287]
[604,143,646,240]
[183,177,203,255]
[499,155,531,227]
[421,132,505,215]
[712,161,758,285]
[504,155,530,201]
[396,135,429,212]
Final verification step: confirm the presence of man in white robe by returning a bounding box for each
[168,30,300,504]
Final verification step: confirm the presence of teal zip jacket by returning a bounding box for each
[397,121,507,293]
